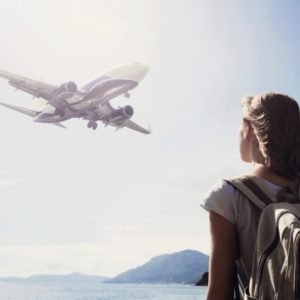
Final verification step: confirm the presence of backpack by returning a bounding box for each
[224,175,300,300]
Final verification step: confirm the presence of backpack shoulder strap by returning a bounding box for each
[223,175,273,210]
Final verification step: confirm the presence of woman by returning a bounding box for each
[200,93,300,300]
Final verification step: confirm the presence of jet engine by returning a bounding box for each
[109,105,134,123]
[53,81,78,97]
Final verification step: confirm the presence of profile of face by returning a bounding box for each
[238,118,264,164]
[238,120,252,163]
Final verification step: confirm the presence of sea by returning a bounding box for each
[0,282,207,300]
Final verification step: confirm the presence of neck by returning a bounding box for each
[251,163,300,192]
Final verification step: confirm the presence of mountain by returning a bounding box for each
[195,271,209,286]
[106,249,209,284]
[0,272,109,283]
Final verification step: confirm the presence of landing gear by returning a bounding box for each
[87,121,98,130]
[124,92,130,98]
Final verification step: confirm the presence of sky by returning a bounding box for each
[0,0,300,277]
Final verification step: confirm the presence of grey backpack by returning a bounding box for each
[224,175,300,300]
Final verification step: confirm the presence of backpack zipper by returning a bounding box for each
[254,210,292,298]
[254,228,280,298]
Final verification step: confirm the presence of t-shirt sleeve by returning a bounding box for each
[200,179,238,225]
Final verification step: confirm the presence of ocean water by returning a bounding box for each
[0,282,207,300]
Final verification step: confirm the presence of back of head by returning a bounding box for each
[241,92,300,180]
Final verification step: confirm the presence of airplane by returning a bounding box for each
[0,62,151,134]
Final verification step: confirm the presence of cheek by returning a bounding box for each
[238,126,251,162]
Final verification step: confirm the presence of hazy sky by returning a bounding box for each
[0,0,299,277]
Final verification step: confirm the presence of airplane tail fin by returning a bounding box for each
[147,124,152,134]
[0,102,39,117]
[53,122,67,129]
[0,102,66,129]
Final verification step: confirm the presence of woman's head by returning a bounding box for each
[239,92,300,180]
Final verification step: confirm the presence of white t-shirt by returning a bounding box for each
[200,175,283,224]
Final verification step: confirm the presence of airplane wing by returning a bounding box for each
[98,103,151,134]
[0,69,57,100]
[123,119,151,134]
[0,102,66,128]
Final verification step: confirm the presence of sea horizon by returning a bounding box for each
[0,281,207,300]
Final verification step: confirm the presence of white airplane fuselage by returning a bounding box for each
[34,63,148,123]
[0,62,150,134]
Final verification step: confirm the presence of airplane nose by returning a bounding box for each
[104,63,149,83]
[141,64,149,74]
[131,64,149,82]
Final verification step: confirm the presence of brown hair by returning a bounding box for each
[241,93,300,180]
